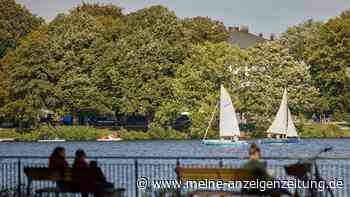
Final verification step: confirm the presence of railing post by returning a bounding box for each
[17,159,21,197]
[134,159,138,197]
[219,159,223,168]
[176,159,181,197]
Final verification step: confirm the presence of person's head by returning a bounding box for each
[89,160,98,168]
[75,149,86,160]
[249,143,261,160]
[51,147,65,158]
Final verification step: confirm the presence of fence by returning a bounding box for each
[1,156,350,197]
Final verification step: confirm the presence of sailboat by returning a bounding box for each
[202,85,247,145]
[260,89,299,144]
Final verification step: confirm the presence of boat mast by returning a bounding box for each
[203,103,218,140]
[285,88,288,138]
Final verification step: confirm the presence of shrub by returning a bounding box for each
[0,129,19,139]
[118,130,151,140]
[299,123,350,138]
[148,124,188,140]
[49,126,107,141]
[2,126,107,141]
[118,125,188,140]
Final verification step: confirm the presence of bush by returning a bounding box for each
[299,123,350,138]
[0,129,19,139]
[332,110,346,121]
[51,126,107,141]
[1,126,107,141]
[118,125,188,140]
[17,130,41,141]
[148,124,188,140]
[249,130,265,139]
[118,130,151,140]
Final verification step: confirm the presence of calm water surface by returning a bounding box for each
[0,139,349,158]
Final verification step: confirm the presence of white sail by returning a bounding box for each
[287,108,298,137]
[267,89,298,137]
[220,85,240,137]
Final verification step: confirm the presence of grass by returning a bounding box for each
[299,123,350,138]
[0,126,108,141]
[0,122,350,141]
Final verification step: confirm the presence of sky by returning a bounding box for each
[16,0,350,36]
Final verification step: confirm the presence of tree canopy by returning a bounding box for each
[242,41,320,126]
[182,16,230,44]
[0,0,43,60]
[1,2,350,132]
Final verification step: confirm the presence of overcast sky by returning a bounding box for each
[16,0,350,35]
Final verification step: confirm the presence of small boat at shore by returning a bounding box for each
[38,138,66,142]
[0,138,15,142]
[97,135,121,142]
[202,85,247,146]
[260,89,299,144]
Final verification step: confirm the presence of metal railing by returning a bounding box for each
[1,156,350,197]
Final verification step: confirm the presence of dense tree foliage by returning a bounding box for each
[182,16,230,44]
[97,6,187,120]
[242,41,320,126]
[280,19,323,61]
[1,2,350,134]
[282,12,350,115]
[1,27,52,125]
[170,42,249,137]
[71,2,123,19]
[0,0,43,59]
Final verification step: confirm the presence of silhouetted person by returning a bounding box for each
[73,149,88,168]
[48,147,68,189]
[49,147,68,169]
[89,160,114,197]
[89,161,107,183]
[71,149,89,197]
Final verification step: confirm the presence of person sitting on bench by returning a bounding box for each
[48,146,69,189]
[243,143,266,171]
[49,147,68,169]
[73,149,88,169]
[242,143,292,197]
[89,161,114,192]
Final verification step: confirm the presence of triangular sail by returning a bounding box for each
[220,85,240,137]
[267,89,298,137]
[287,109,298,137]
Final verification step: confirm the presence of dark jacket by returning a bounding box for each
[73,159,88,169]
[49,156,69,169]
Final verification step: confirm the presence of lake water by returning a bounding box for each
[1,139,350,159]
[1,139,350,197]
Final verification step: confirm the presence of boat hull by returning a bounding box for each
[202,139,248,146]
[97,138,121,142]
[259,138,299,144]
[0,138,15,142]
[38,139,66,142]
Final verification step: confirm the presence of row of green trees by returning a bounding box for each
[0,0,349,138]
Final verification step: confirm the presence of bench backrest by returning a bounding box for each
[176,167,262,182]
[24,167,105,183]
[24,167,62,181]
[64,168,105,183]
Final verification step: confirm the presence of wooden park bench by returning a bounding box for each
[24,167,125,197]
[176,166,288,197]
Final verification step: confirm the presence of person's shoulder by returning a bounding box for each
[243,160,265,169]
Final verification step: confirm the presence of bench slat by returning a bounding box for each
[176,167,260,182]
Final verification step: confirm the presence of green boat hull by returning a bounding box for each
[202,139,248,146]
[259,138,299,144]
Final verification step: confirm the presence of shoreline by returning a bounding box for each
[1,137,350,143]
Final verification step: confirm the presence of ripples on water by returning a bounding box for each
[0,139,349,158]
[1,139,350,197]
